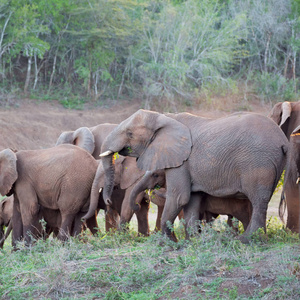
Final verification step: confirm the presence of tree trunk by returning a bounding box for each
[24,56,32,94]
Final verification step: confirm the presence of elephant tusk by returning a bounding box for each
[99,187,102,193]
[99,150,113,157]
[296,178,300,184]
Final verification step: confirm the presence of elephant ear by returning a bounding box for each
[0,149,18,196]
[137,113,192,171]
[269,102,292,127]
[120,157,145,189]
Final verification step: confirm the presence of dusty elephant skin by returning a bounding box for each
[0,144,98,249]
[269,101,300,233]
[129,170,252,233]
[100,109,289,243]
[57,124,154,234]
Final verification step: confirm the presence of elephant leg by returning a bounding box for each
[285,183,300,233]
[155,205,164,231]
[58,213,76,241]
[12,195,23,249]
[161,168,191,242]
[135,198,150,236]
[183,193,202,239]
[119,188,135,232]
[227,215,239,232]
[18,191,40,245]
[105,207,120,232]
[71,214,84,236]
[86,215,100,235]
[241,196,269,242]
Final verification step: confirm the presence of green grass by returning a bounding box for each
[1,215,300,300]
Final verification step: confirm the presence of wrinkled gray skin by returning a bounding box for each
[0,144,98,248]
[100,110,288,242]
[269,101,300,233]
[57,124,159,235]
[130,170,252,233]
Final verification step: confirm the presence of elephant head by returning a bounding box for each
[270,101,300,232]
[0,149,18,197]
[56,127,95,155]
[269,101,300,139]
[130,170,166,212]
[100,109,192,204]
[82,154,145,221]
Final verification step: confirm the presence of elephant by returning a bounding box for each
[130,170,252,233]
[269,101,300,232]
[0,144,98,248]
[99,109,288,242]
[83,154,155,235]
[56,123,117,159]
[0,196,13,248]
[57,124,162,235]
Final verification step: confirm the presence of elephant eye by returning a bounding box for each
[153,173,159,178]
[127,130,133,139]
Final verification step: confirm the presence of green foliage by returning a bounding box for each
[252,72,299,102]
[0,0,300,105]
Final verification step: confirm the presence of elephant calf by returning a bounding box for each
[129,170,252,233]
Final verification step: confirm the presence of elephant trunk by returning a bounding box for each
[82,162,105,221]
[130,171,153,212]
[101,154,115,207]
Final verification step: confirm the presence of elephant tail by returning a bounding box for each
[278,191,286,223]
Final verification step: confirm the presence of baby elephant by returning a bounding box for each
[130,170,252,232]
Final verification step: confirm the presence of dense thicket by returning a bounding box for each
[0,0,299,107]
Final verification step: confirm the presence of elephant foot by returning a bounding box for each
[237,234,250,244]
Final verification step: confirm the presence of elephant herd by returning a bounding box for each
[0,101,300,249]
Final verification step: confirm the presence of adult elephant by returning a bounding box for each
[269,101,300,232]
[130,170,252,232]
[0,144,98,248]
[99,110,288,242]
[57,124,158,235]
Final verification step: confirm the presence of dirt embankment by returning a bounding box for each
[0,98,274,151]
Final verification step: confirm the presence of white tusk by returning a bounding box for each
[296,178,300,184]
[99,187,103,193]
[99,150,113,157]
